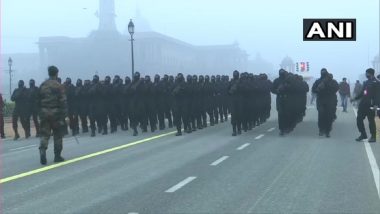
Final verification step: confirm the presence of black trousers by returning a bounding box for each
[357,106,376,137]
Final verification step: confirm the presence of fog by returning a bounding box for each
[1,0,379,93]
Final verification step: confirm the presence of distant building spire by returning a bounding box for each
[98,0,117,32]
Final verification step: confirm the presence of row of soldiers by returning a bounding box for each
[10,71,274,139]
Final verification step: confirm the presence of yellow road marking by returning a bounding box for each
[0,131,177,184]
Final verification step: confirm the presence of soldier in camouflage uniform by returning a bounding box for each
[38,66,67,165]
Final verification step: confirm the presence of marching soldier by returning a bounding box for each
[312,69,339,138]
[38,66,67,165]
[351,68,379,142]
[11,80,31,140]
[28,79,41,137]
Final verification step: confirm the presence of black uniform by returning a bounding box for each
[172,73,187,136]
[312,70,339,138]
[353,68,380,142]
[11,80,30,139]
[28,79,40,137]
[228,70,243,136]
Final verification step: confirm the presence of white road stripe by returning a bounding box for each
[237,143,250,151]
[10,145,37,151]
[165,177,197,193]
[210,156,229,166]
[255,134,265,140]
[267,128,275,132]
[353,108,380,199]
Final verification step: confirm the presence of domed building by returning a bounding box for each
[38,0,248,78]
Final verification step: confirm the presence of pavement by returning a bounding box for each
[1,107,380,214]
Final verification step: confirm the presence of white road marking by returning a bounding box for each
[353,108,380,199]
[267,128,275,132]
[210,156,229,166]
[237,143,250,151]
[10,145,37,151]
[255,134,265,140]
[165,177,197,193]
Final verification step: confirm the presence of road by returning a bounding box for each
[1,107,380,214]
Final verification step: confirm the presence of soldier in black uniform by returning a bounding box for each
[351,68,379,142]
[129,72,145,136]
[192,75,203,130]
[121,76,132,131]
[272,69,291,136]
[81,80,91,133]
[204,75,215,126]
[312,69,339,138]
[228,70,242,136]
[73,79,86,134]
[154,74,166,130]
[199,75,208,128]
[185,75,195,133]
[64,78,76,136]
[11,80,30,140]
[89,75,105,137]
[28,79,40,137]
[143,75,157,132]
[172,73,187,136]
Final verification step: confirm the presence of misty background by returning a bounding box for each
[1,0,379,98]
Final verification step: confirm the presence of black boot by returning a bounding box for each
[356,134,367,142]
[14,132,20,140]
[54,145,65,163]
[368,136,376,143]
[133,128,138,136]
[40,149,47,165]
[91,130,96,137]
[176,127,182,136]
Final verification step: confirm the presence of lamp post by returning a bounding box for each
[128,19,135,77]
[8,57,13,97]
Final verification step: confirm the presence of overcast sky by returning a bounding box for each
[1,0,379,80]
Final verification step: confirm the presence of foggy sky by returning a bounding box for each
[1,0,379,81]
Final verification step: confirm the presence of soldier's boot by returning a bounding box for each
[25,130,31,139]
[368,136,376,143]
[39,148,47,165]
[151,124,157,133]
[54,143,65,163]
[14,130,20,141]
[210,116,215,126]
[232,125,237,137]
[159,123,165,131]
[192,121,196,132]
[102,126,108,135]
[133,127,138,136]
[91,130,96,137]
[215,114,219,124]
[175,126,182,136]
[237,125,242,135]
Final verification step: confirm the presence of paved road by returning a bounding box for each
[1,107,380,214]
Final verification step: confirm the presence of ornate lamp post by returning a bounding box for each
[128,19,135,77]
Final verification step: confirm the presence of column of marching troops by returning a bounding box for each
[7,70,279,139]
[6,67,374,141]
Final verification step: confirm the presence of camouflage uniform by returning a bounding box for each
[38,78,67,160]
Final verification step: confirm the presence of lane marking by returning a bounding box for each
[267,128,275,132]
[353,108,380,199]
[237,143,250,151]
[10,145,37,152]
[165,176,197,193]
[255,134,265,140]
[210,156,229,166]
[0,130,178,184]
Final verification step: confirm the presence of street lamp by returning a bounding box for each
[8,57,13,97]
[128,19,135,77]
